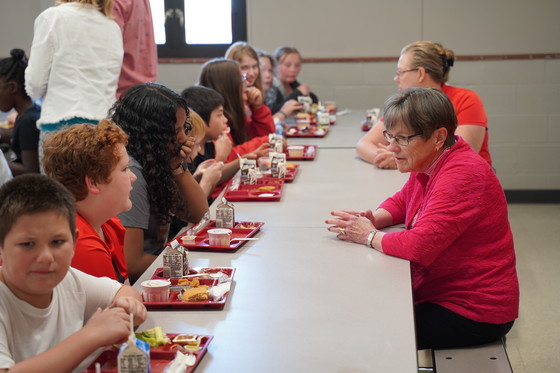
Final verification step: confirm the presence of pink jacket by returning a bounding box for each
[380,137,519,324]
[113,0,157,98]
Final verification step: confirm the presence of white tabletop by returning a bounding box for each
[233,148,407,228]
[134,113,418,373]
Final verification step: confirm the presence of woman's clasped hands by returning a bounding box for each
[325,209,377,245]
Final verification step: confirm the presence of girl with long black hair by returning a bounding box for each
[110,83,208,283]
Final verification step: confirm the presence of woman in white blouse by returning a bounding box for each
[25,0,123,160]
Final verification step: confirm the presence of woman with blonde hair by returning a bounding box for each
[257,49,303,121]
[25,0,123,159]
[225,41,264,94]
[356,41,491,169]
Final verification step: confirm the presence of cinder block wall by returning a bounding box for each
[2,0,559,191]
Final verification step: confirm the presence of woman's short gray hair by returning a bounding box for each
[383,87,457,148]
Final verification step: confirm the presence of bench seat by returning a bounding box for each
[433,339,513,373]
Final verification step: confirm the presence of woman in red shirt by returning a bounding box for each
[356,41,492,168]
[327,87,518,349]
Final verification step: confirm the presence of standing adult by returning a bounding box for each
[112,0,158,98]
[25,0,123,158]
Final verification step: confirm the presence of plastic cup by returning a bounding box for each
[172,334,200,346]
[198,159,217,174]
[181,235,196,245]
[141,279,171,302]
[295,114,310,130]
[207,228,232,246]
[258,156,272,172]
[287,146,304,158]
[324,101,337,114]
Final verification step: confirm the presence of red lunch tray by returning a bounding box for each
[143,267,236,309]
[260,164,299,182]
[223,179,284,202]
[284,125,329,138]
[173,220,264,252]
[285,145,317,161]
[83,334,213,373]
[361,122,373,131]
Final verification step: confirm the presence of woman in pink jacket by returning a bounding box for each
[326,87,518,350]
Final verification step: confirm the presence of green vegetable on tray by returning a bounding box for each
[135,326,171,347]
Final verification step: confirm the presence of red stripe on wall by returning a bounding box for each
[159,53,560,64]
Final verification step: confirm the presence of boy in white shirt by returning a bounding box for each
[0,174,147,373]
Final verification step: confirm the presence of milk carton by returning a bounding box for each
[270,153,287,179]
[216,198,235,228]
[240,159,257,184]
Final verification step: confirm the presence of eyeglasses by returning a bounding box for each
[383,130,423,146]
[183,115,193,134]
[395,68,419,78]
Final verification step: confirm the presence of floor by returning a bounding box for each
[417,203,560,373]
[505,204,560,373]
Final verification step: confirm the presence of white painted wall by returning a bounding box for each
[1,0,559,190]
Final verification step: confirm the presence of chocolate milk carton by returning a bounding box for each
[268,133,284,153]
[240,159,257,184]
[162,239,188,278]
[216,197,235,228]
[270,153,287,179]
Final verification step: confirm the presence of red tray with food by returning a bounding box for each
[84,333,212,373]
[361,122,373,131]
[223,179,284,202]
[284,125,328,138]
[143,267,236,309]
[285,145,317,161]
[260,163,299,182]
[174,221,263,251]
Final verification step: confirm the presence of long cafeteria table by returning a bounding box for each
[133,111,419,372]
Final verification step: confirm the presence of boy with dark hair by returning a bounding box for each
[181,86,235,170]
[180,85,224,126]
[181,86,271,200]
[0,174,147,373]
